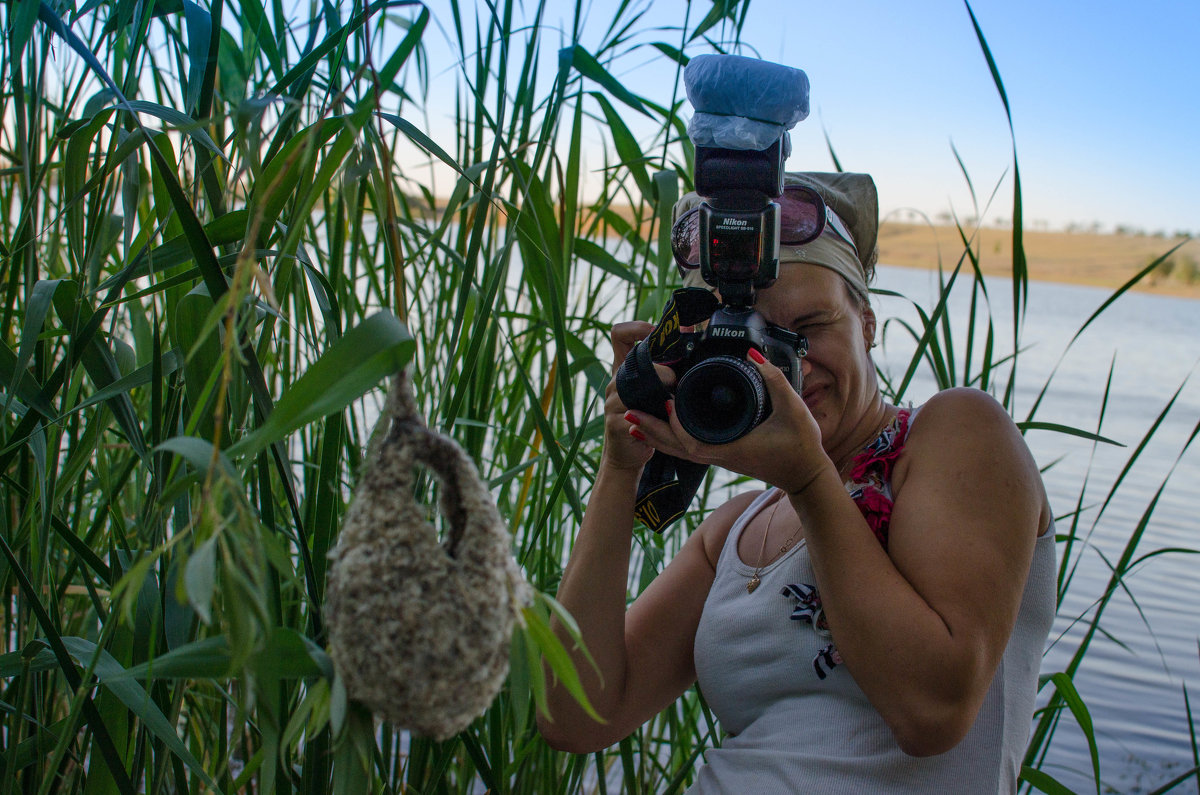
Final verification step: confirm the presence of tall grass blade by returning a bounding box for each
[59,637,224,793]
[962,0,1027,407]
[0,535,135,793]
[226,312,414,458]
[1024,240,1192,424]
[1019,764,1078,795]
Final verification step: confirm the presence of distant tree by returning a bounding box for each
[1154,255,1176,282]
[1182,256,1200,284]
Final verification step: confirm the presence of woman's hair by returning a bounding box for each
[849,247,878,309]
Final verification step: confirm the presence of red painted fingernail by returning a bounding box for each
[748,348,766,364]
[665,401,673,418]
[624,411,640,425]
[630,428,647,441]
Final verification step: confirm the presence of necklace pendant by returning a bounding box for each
[746,574,761,594]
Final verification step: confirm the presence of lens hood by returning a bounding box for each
[674,354,770,445]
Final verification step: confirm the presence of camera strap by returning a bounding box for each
[633,288,719,533]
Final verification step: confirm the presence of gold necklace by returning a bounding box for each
[746,496,802,594]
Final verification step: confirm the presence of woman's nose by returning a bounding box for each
[800,357,813,378]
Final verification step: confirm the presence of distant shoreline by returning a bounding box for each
[593,205,1199,300]
[876,222,1200,300]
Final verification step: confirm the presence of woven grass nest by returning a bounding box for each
[325,371,531,740]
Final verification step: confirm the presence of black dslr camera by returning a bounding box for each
[615,139,808,445]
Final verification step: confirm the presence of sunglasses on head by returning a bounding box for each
[671,184,857,275]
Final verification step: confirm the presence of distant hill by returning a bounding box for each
[877,222,1200,299]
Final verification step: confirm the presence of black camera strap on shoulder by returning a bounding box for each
[624,288,719,533]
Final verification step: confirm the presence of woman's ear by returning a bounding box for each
[861,304,877,350]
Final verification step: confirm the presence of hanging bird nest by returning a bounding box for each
[325,370,531,740]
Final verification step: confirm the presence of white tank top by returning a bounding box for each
[688,489,1056,794]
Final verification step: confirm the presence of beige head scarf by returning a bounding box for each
[673,171,879,300]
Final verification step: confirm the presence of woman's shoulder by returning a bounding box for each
[904,387,1021,448]
[895,389,1052,538]
[896,388,1038,490]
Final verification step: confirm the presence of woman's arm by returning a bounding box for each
[635,358,1047,757]
[538,322,754,753]
[789,387,1045,756]
[539,459,754,751]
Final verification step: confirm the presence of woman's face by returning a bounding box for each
[753,262,879,450]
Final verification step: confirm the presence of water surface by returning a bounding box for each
[874,265,1200,793]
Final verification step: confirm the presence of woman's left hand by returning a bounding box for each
[627,350,828,494]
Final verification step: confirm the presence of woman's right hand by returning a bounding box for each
[602,321,669,472]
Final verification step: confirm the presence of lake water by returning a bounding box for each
[871,265,1200,793]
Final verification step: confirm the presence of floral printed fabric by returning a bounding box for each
[845,408,911,550]
[781,409,912,679]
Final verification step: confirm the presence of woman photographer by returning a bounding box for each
[538,172,1055,793]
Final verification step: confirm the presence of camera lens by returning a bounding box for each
[675,355,769,444]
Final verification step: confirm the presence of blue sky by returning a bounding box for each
[412,1,1199,234]
[723,0,1200,235]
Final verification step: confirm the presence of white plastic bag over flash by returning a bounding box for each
[684,53,809,152]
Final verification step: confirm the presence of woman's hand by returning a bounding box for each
[626,349,829,494]
[601,321,674,472]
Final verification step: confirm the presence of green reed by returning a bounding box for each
[0,0,1195,791]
